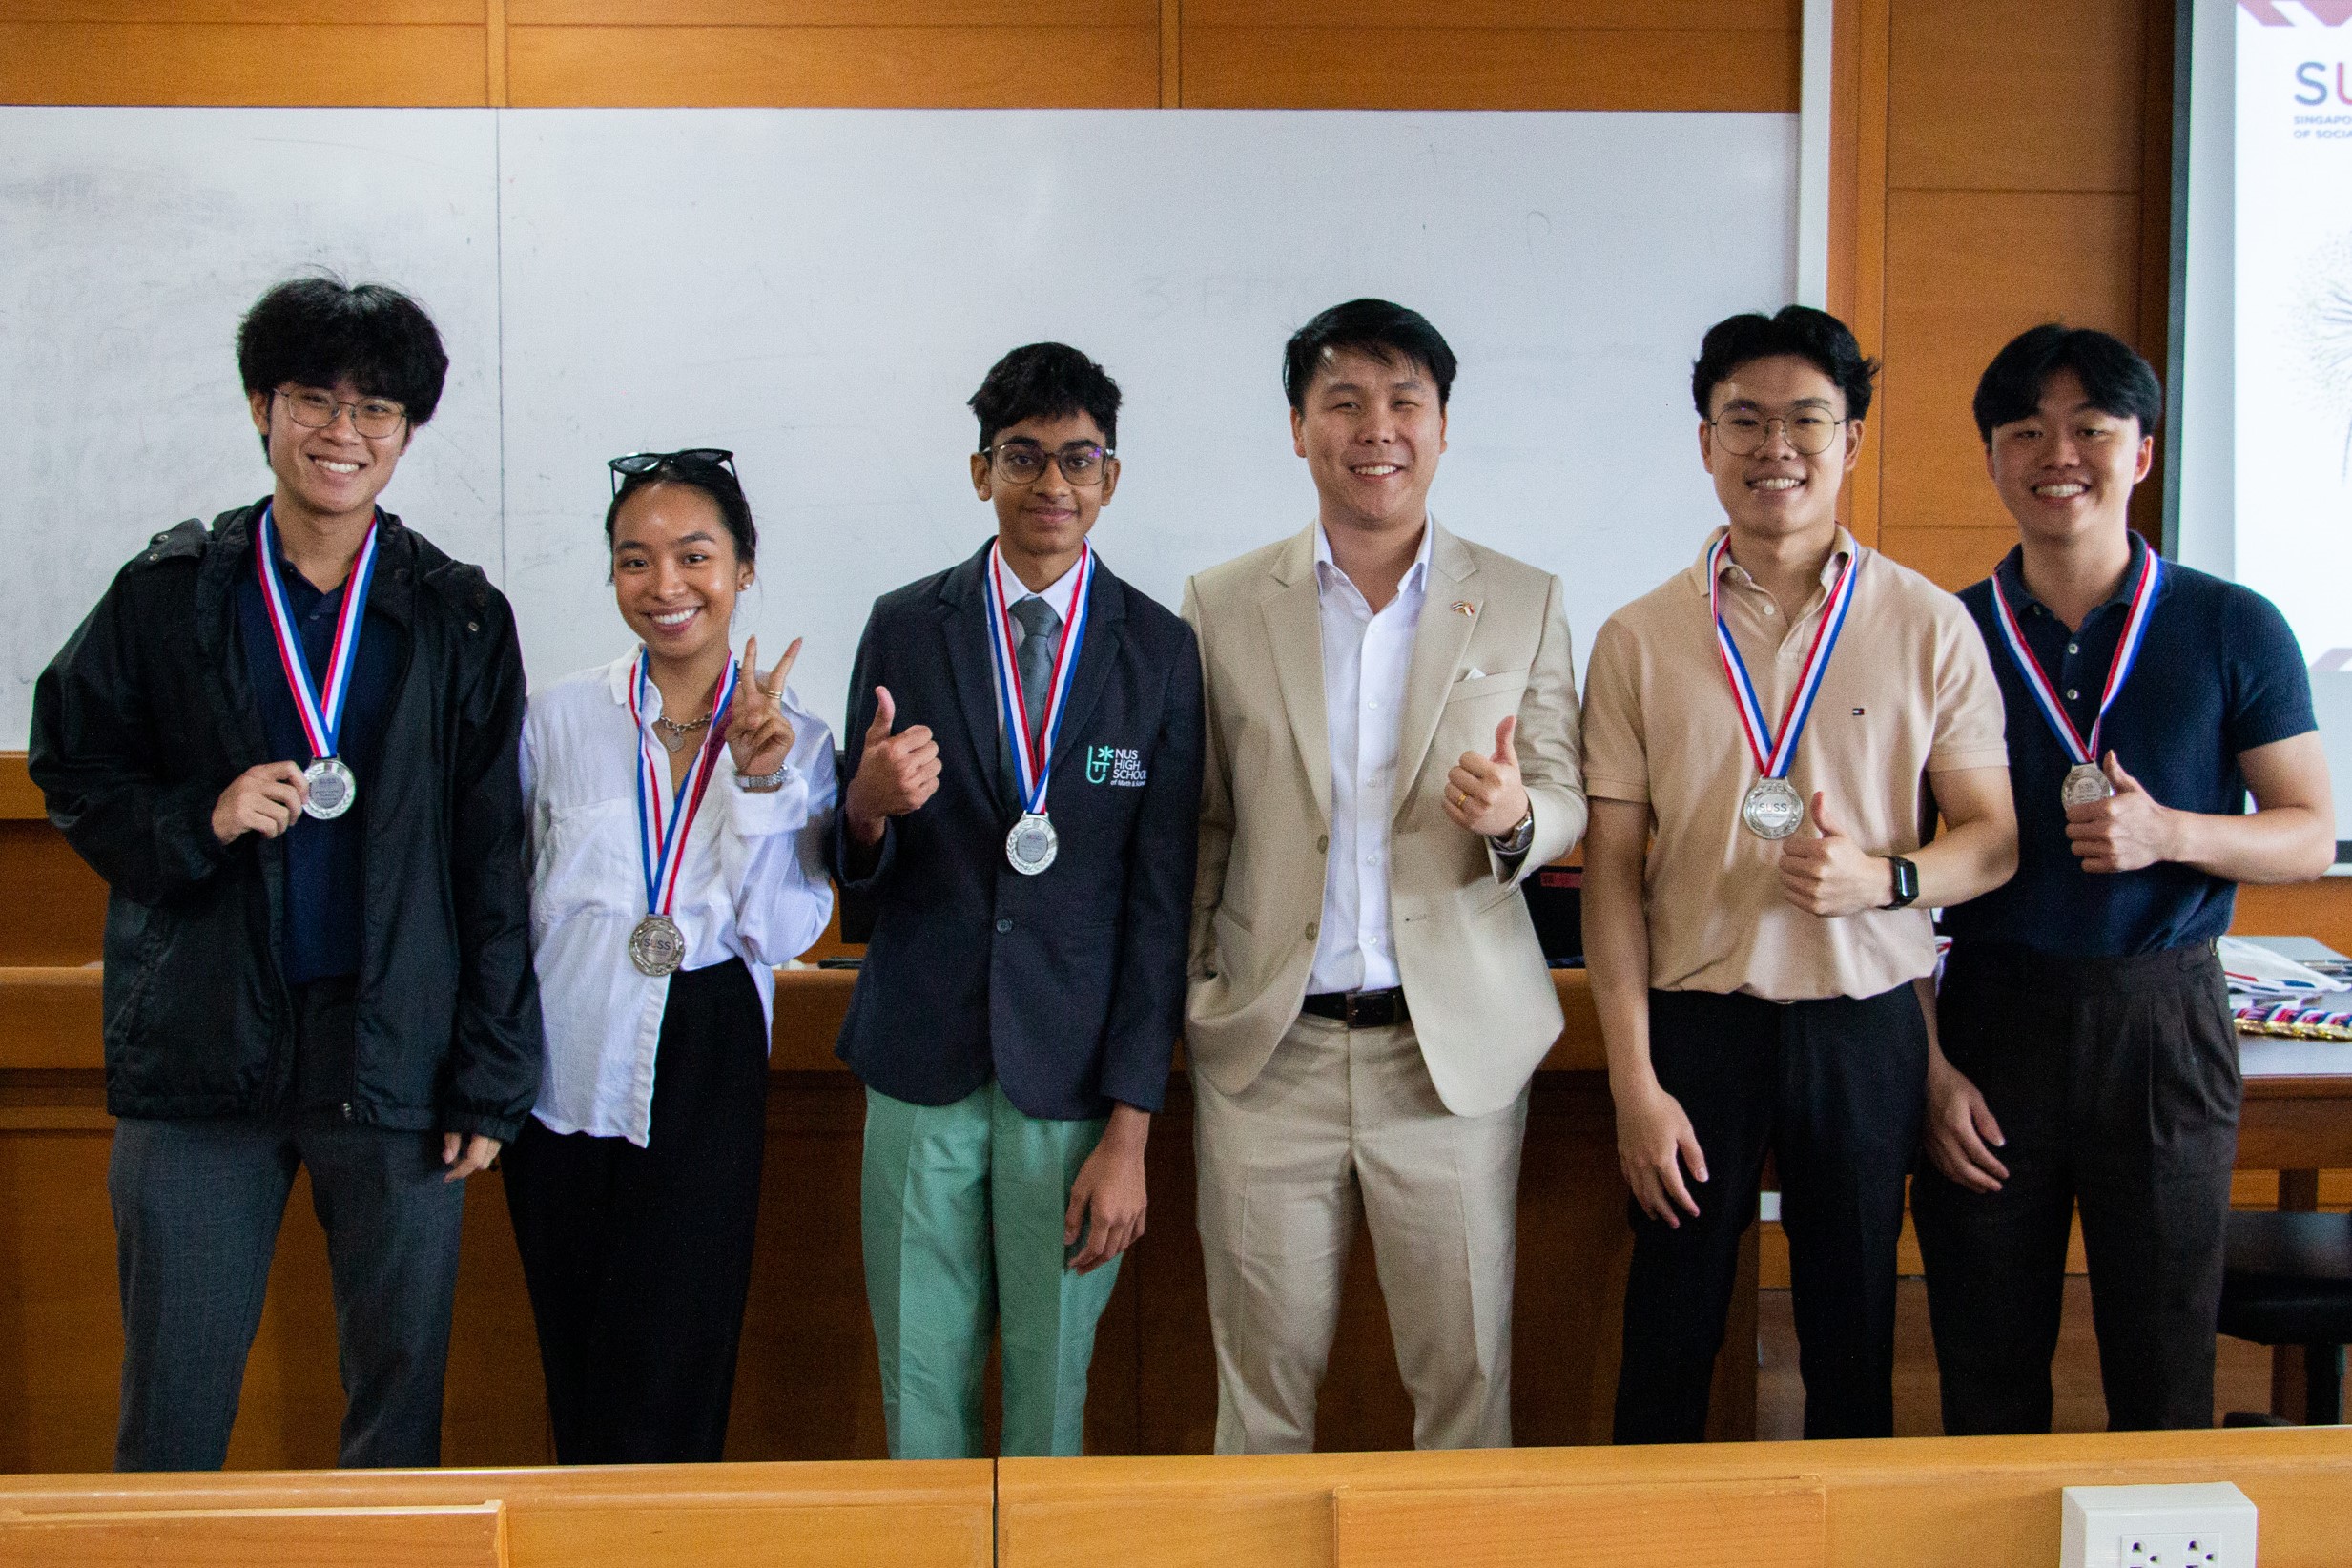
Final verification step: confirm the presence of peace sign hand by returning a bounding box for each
[727,635,801,780]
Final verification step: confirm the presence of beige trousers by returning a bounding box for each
[1193,1012,1528,1454]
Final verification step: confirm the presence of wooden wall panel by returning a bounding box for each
[0,826,105,969]
[507,0,1153,21]
[1885,0,2145,194]
[0,1,475,18]
[0,23,489,105]
[1876,189,2141,547]
[1180,28,1797,113]
[1185,0,1798,26]
[505,24,1160,108]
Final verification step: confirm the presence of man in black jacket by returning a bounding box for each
[29,277,543,1472]
[834,343,1202,1458]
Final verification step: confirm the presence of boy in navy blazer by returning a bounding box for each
[832,342,1204,1458]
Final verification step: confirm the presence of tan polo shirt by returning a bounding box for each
[1581,526,2008,1001]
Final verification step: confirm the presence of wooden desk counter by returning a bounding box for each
[0,1459,994,1568]
[999,1427,2352,1568]
[0,963,2342,1472]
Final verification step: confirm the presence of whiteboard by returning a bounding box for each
[3,107,1796,746]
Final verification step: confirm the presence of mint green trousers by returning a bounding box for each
[860,1083,1117,1458]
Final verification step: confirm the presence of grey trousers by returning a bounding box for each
[108,1114,467,1471]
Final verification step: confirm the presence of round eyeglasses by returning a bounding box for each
[982,441,1115,488]
[278,386,408,440]
[1707,410,1847,457]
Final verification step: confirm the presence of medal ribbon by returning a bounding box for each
[1707,533,1860,780]
[628,650,739,919]
[981,542,1094,816]
[1988,545,2162,769]
[255,505,380,766]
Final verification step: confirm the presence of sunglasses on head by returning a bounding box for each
[607,448,739,495]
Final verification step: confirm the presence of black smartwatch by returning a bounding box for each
[1883,856,1920,910]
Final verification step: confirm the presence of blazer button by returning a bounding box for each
[1316,834,1329,855]
[1305,920,1318,940]
[996,918,1014,934]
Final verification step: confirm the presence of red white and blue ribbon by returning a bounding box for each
[628,650,738,918]
[255,504,380,766]
[1988,545,2162,769]
[981,542,1093,816]
[1707,532,1860,781]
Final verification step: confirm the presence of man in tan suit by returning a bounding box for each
[1182,299,1584,1453]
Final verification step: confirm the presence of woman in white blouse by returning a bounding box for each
[505,448,836,1464]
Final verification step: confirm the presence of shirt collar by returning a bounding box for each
[991,542,1086,629]
[1687,524,1860,598]
[1313,519,1434,598]
[1992,530,2147,619]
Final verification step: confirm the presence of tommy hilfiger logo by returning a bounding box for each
[1086,746,1147,787]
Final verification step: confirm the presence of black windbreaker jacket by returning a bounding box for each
[29,502,544,1140]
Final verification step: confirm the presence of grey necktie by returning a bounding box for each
[1010,595,1063,752]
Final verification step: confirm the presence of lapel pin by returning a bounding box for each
[1451,600,1476,618]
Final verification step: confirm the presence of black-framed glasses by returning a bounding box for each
[608,447,739,496]
[1707,410,1847,457]
[981,441,1115,489]
[278,386,407,440]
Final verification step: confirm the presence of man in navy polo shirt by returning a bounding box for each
[1912,324,2335,1434]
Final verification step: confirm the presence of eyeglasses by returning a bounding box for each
[1707,410,1847,457]
[608,448,739,496]
[278,386,407,440]
[981,441,1116,489]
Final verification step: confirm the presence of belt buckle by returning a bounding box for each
[1344,991,1367,1029]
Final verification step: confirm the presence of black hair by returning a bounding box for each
[605,459,758,568]
[1690,305,1878,422]
[237,274,450,431]
[1970,324,2163,445]
[1283,299,1457,411]
[969,342,1122,451]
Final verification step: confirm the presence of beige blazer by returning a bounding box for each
[1181,521,1585,1118]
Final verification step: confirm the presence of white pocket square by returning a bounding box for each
[1459,667,1488,682]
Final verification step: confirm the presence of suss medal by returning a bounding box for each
[627,650,739,977]
[1988,546,2161,814]
[983,541,1095,877]
[255,506,381,822]
[1708,533,1860,841]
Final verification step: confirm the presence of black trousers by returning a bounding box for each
[1911,940,2237,1434]
[503,957,770,1464]
[1614,983,1928,1444]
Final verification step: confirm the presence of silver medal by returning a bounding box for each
[1741,776,1805,840]
[1005,812,1060,876]
[301,756,357,820]
[2061,762,2115,808]
[629,913,686,977]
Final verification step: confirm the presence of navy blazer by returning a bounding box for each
[831,540,1204,1120]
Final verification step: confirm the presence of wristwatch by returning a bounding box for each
[1882,856,1920,910]
[1491,806,1536,857]
[735,760,792,794]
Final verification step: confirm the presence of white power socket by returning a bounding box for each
[2060,1483,2259,1568]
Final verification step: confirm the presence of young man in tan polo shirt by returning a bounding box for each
[1581,305,2018,1442]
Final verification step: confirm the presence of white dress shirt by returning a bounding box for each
[1308,523,1434,994]
[521,650,837,1146]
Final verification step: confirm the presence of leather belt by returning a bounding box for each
[1302,987,1410,1029]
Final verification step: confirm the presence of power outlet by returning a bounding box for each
[2060,1483,2258,1568]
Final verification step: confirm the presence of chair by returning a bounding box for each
[2216,1210,2352,1425]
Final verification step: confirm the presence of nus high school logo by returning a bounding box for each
[1087,746,1147,787]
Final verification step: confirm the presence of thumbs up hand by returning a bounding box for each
[2065,751,2177,874]
[1778,790,1895,917]
[844,684,941,847]
[1445,713,1533,839]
